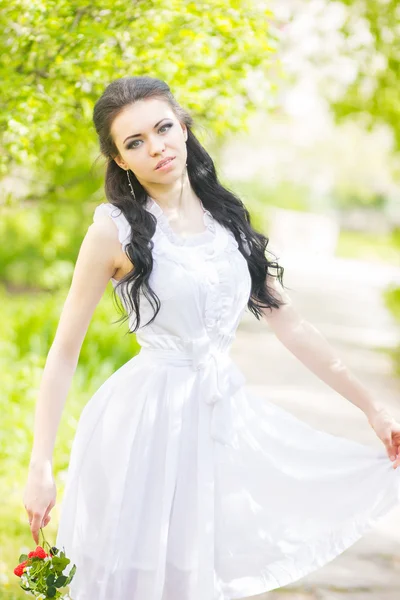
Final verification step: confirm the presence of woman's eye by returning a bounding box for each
[159,123,172,133]
[127,123,172,150]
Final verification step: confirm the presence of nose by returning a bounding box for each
[148,135,166,156]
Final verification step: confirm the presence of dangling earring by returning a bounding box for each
[126,169,136,200]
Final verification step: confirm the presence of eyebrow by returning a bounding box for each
[123,119,168,143]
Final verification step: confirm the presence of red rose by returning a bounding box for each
[14,546,49,577]
[33,546,48,559]
[27,546,48,559]
[14,560,28,577]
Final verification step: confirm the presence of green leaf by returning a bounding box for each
[19,553,28,562]
[54,574,68,587]
[65,563,77,584]
[30,561,44,577]
[46,572,56,585]
[51,556,70,571]
[46,585,57,597]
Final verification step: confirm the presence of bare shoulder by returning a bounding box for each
[88,213,123,270]
[88,210,134,281]
[88,210,121,242]
[49,217,124,358]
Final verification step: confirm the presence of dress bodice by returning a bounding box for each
[92,200,252,351]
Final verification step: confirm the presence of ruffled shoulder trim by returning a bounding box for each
[93,203,131,251]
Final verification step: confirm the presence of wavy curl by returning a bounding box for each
[92,76,287,332]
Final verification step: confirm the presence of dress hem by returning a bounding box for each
[225,489,400,599]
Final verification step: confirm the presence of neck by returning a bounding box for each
[143,168,198,213]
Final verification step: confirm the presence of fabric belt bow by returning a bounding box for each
[188,335,246,447]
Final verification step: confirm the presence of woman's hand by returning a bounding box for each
[23,460,57,544]
[367,408,400,469]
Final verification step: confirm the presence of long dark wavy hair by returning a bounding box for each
[92,76,287,332]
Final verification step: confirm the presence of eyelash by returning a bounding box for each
[126,123,173,150]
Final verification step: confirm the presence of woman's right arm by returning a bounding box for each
[24,212,123,543]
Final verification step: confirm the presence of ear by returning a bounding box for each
[181,125,188,142]
[114,155,128,171]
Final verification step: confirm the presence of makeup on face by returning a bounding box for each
[123,120,173,151]
[155,156,176,171]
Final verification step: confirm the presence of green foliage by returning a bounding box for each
[0,0,280,176]
[231,178,312,235]
[0,202,89,291]
[336,228,400,265]
[331,2,400,365]
[383,283,400,377]
[0,284,139,478]
[334,187,388,211]
[334,0,400,153]
[384,281,400,322]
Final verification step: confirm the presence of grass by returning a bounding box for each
[335,229,400,266]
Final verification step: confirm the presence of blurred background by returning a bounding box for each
[1,0,399,598]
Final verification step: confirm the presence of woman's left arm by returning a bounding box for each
[261,274,400,466]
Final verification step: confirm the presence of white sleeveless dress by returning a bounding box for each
[56,198,400,600]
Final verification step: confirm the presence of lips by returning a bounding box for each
[155,156,175,170]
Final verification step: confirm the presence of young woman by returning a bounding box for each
[23,76,400,600]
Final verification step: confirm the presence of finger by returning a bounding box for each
[385,442,396,460]
[41,506,51,527]
[384,434,396,460]
[30,514,42,545]
[390,431,400,460]
[392,442,400,460]
[392,432,400,445]
[392,455,400,469]
[41,514,51,528]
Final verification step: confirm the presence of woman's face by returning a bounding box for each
[111,98,188,187]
